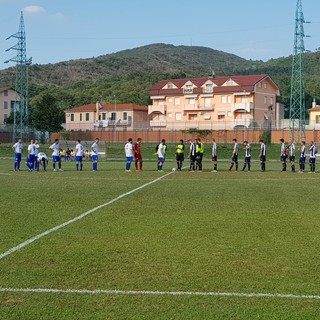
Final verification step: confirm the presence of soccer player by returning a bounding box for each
[309,141,316,173]
[175,139,185,171]
[211,138,217,172]
[12,137,23,171]
[288,140,296,172]
[34,139,40,171]
[75,140,84,171]
[280,138,288,172]
[49,139,62,171]
[195,138,204,171]
[37,152,48,171]
[91,138,99,171]
[134,138,143,171]
[228,138,239,172]
[26,139,36,172]
[298,141,306,173]
[125,138,134,172]
[241,141,251,172]
[259,139,266,172]
[157,139,166,172]
[188,139,196,172]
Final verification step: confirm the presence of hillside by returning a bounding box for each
[0,43,320,110]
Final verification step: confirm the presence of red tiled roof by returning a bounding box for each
[149,74,275,96]
[308,106,320,112]
[65,103,148,113]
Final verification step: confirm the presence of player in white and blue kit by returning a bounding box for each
[12,138,23,171]
[280,138,288,172]
[49,139,62,171]
[37,152,48,171]
[125,138,134,172]
[26,139,36,171]
[34,139,40,171]
[75,139,84,171]
[91,138,99,171]
[157,139,166,172]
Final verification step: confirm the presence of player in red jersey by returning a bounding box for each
[134,138,143,171]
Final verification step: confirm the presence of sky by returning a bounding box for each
[0,0,319,71]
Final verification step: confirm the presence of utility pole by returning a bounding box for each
[5,11,32,142]
[289,0,310,141]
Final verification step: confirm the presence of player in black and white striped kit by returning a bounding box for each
[299,141,306,173]
[241,141,251,172]
[228,138,239,172]
[259,139,266,172]
[288,140,296,172]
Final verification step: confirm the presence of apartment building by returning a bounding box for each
[0,87,18,125]
[148,74,281,130]
[65,102,148,131]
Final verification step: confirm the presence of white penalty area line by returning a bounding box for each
[0,171,174,261]
[0,287,320,300]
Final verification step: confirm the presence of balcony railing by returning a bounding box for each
[150,120,167,127]
[183,104,215,111]
[231,102,253,113]
[232,119,252,128]
[148,105,167,115]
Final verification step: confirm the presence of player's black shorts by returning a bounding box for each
[176,154,184,161]
[244,156,251,163]
[260,155,266,162]
[212,156,217,162]
[289,156,295,162]
[281,155,287,162]
[309,158,316,164]
[231,155,238,162]
[299,156,306,164]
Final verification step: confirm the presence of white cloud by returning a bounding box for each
[23,5,46,15]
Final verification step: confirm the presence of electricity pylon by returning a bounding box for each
[289,0,310,141]
[5,11,32,142]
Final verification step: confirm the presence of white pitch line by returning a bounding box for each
[0,287,320,300]
[0,171,173,261]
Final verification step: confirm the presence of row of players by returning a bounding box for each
[11,137,317,173]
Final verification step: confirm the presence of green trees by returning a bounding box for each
[30,93,64,134]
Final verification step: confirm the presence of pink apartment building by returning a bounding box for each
[65,102,149,131]
[148,74,282,130]
[0,87,19,125]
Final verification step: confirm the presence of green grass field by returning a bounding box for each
[1,154,320,319]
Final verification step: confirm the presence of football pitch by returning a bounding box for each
[1,158,320,319]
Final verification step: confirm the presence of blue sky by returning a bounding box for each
[0,0,319,71]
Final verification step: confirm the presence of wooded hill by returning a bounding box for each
[1,43,320,112]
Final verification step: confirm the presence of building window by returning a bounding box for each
[3,90,8,97]
[85,113,90,121]
[4,101,8,109]
[204,98,211,108]
[158,99,164,106]
[174,98,180,105]
[175,112,181,121]
[316,115,320,124]
[4,114,8,120]
[270,97,274,106]
[188,98,195,105]
[110,112,116,121]
[264,83,267,89]
[218,114,225,120]
[204,113,211,120]
[167,83,173,89]
[70,114,74,122]
[205,83,213,93]
[227,111,232,117]
[264,97,267,104]
[168,98,173,103]
[80,113,82,121]
[258,82,262,88]
[168,112,172,119]
[184,84,193,93]
[123,112,128,121]
[188,114,197,121]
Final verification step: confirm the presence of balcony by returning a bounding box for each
[231,102,253,113]
[183,104,215,111]
[150,120,167,127]
[231,119,252,128]
[148,104,166,115]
